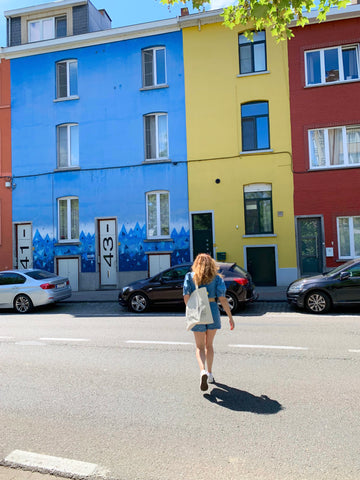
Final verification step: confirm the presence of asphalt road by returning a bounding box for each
[0,301,359,480]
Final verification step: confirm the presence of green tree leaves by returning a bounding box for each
[160,0,351,40]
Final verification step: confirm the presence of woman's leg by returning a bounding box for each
[193,331,206,371]
[205,329,217,374]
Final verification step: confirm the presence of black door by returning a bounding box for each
[192,213,214,258]
[297,217,323,276]
[246,246,276,286]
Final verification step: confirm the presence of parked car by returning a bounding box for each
[0,269,72,313]
[286,258,360,314]
[119,262,257,313]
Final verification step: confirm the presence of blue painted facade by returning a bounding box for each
[11,31,190,289]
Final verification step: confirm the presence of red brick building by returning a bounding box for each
[288,5,360,276]
[0,58,12,270]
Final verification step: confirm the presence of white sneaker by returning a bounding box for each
[200,370,208,391]
[207,372,215,384]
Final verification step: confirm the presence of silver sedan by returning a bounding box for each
[0,269,72,313]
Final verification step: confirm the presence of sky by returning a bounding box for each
[0,0,232,47]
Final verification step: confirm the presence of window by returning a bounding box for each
[305,45,359,86]
[146,191,170,239]
[57,124,79,168]
[337,216,360,259]
[244,184,273,235]
[239,31,266,75]
[142,47,166,87]
[28,16,67,42]
[0,273,26,285]
[144,113,168,160]
[58,197,79,242]
[56,60,78,99]
[241,102,270,151]
[309,125,360,169]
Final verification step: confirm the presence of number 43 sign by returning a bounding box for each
[99,219,117,285]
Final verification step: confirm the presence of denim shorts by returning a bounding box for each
[191,302,222,332]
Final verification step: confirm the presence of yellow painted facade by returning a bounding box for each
[182,18,297,285]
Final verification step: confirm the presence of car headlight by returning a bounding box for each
[288,282,306,293]
[121,287,131,295]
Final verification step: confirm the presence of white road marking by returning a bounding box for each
[39,337,90,342]
[229,344,309,351]
[126,340,192,345]
[4,450,105,477]
[0,336,14,339]
[15,341,46,346]
[349,349,360,353]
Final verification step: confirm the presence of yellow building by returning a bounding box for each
[180,10,297,286]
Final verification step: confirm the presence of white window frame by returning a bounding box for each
[308,125,360,170]
[142,47,167,88]
[337,216,360,259]
[144,113,169,161]
[56,59,78,99]
[305,45,360,86]
[146,190,170,240]
[57,123,79,169]
[58,196,79,243]
[28,15,66,42]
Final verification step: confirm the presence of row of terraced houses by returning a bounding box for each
[0,0,359,291]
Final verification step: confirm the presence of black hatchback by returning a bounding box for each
[287,258,360,313]
[118,262,257,313]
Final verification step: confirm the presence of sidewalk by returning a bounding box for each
[0,466,66,480]
[64,286,288,303]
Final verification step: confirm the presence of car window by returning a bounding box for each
[161,265,191,281]
[0,272,26,285]
[26,270,55,280]
[231,264,248,276]
[348,265,360,278]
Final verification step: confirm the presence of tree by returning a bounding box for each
[160,0,350,40]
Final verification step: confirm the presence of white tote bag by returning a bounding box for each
[185,283,214,331]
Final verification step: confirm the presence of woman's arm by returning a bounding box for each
[183,294,190,306]
[218,296,235,330]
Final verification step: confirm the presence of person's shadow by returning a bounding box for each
[204,382,283,414]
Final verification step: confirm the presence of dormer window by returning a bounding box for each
[28,15,67,42]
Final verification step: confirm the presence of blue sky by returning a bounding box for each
[0,0,230,47]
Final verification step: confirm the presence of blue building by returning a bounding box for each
[4,0,189,290]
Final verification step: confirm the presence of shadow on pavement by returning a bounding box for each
[204,382,283,414]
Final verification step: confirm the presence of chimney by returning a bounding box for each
[351,0,360,4]
[181,7,189,16]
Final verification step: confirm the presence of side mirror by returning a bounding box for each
[340,271,350,281]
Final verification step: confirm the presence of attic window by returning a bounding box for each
[28,15,67,42]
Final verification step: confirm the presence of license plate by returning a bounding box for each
[57,282,66,289]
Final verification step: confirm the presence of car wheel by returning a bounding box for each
[14,294,33,314]
[305,291,331,314]
[218,291,238,314]
[129,293,149,313]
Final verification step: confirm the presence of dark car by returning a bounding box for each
[119,262,257,313]
[287,258,360,314]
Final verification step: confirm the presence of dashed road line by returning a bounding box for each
[39,337,90,342]
[4,450,107,478]
[126,340,192,345]
[349,349,360,353]
[229,344,309,351]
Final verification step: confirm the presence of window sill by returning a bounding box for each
[237,70,270,78]
[145,250,173,255]
[309,164,360,171]
[54,96,80,102]
[240,149,273,155]
[305,78,360,88]
[54,166,81,172]
[55,241,81,246]
[243,234,277,238]
[140,84,169,91]
[143,158,172,164]
[143,238,174,243]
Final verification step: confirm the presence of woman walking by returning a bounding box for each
[183,253,235,391]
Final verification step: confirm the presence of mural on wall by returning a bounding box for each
[33,223,190,273]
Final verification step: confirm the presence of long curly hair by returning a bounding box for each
[192,253,219,286]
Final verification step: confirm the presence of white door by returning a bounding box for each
[58,258,79,292]
[16,223,33,269]
[99,219,117,286]
[149,254,171,277]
